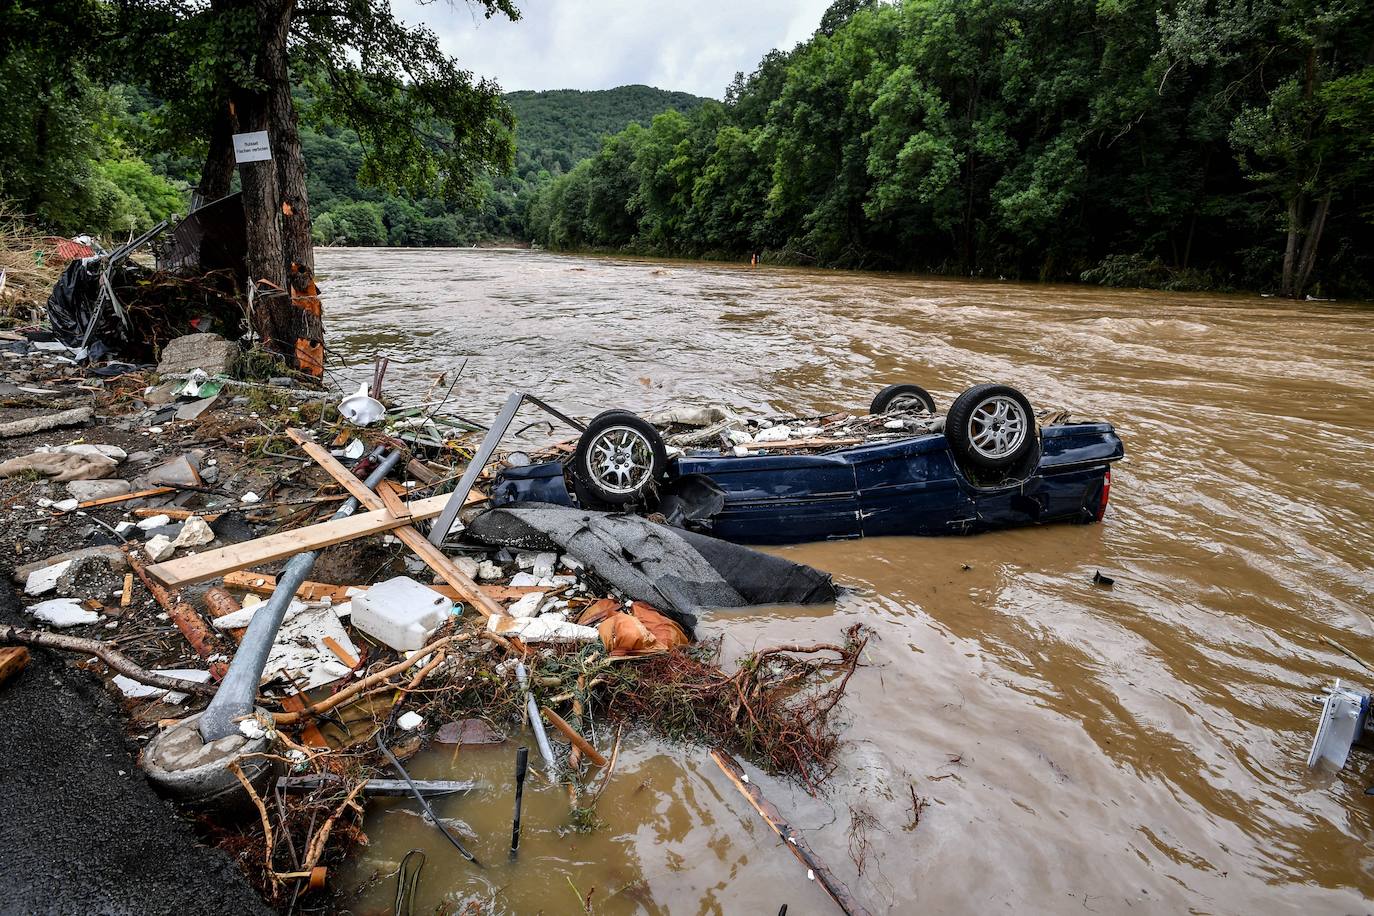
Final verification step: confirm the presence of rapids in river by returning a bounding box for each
[319,247,1374,914]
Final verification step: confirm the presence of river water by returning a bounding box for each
[319,247,1374,914]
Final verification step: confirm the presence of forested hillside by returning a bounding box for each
[305,85,705,247]
[529,0,1374,298]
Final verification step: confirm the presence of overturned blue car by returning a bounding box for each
[489,383,1124,545]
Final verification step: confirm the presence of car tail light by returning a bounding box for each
[1094,468,1112,521]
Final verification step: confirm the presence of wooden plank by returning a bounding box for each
[221,571,534,605]
[223,572,356,605]
[119,573,133,608]
[709,748,873,916]
[285,428,504,620]
[377,481,412,521]
[322,636,358,669]
[541,705,607,766]
[132,507,222,522]
[0,647,30,688]
[146,493,452,589]
[76,486,174,509]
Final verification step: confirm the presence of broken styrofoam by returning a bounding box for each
[506,592,546,619]
[136,514,172,531]
[531,552,557,579]
[113,668,212,705]
[397,711,424,731]
[508,572,541,588]
[486,614,599,643]
[240,492,261,504]
[24,560,72,596]
[27,597,99,627]
[750,425,793,443]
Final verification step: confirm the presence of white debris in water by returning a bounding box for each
[750,425,793,443]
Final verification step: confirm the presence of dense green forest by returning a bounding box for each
[304,86,704,246]
[0,47,701,249]
[528,0,1374,298]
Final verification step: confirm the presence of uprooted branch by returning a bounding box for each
[0,625,219,697]
[599,623,871,790]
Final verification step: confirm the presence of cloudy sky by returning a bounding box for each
[394,0,835,99]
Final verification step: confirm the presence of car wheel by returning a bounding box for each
[572,410,667,505]
[870,383,937,415]
[945,384,1037,472]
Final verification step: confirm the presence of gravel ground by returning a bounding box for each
[0,579,271,916]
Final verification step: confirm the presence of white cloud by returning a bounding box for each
[394,0,834,98]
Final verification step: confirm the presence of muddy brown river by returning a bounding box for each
[318,248,1374,914]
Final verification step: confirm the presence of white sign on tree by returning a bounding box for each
[232,131,272,163]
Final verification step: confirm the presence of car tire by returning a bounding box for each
[945,384,1037,472]
[870,383,937,415]
[571,410,668,505]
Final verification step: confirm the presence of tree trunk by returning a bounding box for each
[258,0,323,377]
[1280,193,1304,298]
[233,84,287,346]
[1293,191,1331,299]
[197,102,237,207]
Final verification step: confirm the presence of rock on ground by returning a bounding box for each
[66,479,132,502]
[155,333,237,377]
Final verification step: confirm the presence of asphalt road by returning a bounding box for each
[0,581,271,916]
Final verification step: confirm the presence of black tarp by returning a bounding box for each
[465,506,839,636]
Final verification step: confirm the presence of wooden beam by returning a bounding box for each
[709,749,872,916]
[221,571,539,605]
[76,486,174,510]
[146,493,452,589]
[285,429,503,620]
[0,647,29,688]
[541,705,606,766]
[377,481,412,521]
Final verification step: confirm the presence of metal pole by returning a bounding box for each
[198,448,403,742]
[427,391,524,546]
[516,661,558,781]
[509,745,529,858]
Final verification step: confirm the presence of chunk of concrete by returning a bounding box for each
[0,406,93,439]
[155,333,236,377]
[172,516,215,549]
[56,554,123,599]
[13,545,127,584]
[145,535,174,562]
[66,479,132,502]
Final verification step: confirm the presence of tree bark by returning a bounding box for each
[1293,191,1331,299]
[1280,193,1303,298]
[259,0,324,376]
[197,101,237,206]
[234,84,288,341]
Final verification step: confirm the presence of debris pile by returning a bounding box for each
[0,332,868,911]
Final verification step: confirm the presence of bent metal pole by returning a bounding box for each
[198,448,404,742]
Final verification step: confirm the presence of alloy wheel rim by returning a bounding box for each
[587,426,654,494]
[967,395,1028,459]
